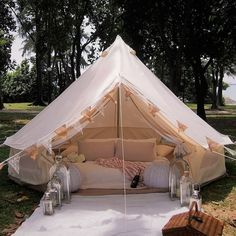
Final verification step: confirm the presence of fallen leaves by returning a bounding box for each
[2,211,25,236]
[16,195,29,202]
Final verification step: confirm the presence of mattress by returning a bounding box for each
[71,161,151,190]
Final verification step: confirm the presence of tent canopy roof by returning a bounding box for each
[4,36,232,150]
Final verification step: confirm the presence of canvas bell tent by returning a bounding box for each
[1,36,233,188]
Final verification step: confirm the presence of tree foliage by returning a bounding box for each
[2,59,34,102]
[0,0,16,109]
[1,0,235,119]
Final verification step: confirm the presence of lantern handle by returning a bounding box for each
[188,201,203,225]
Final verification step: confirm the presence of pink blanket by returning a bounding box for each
[95,157,147,181]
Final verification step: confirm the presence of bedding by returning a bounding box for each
[62,138,171,191]
[95,157,148,181]
[71,161,132,189]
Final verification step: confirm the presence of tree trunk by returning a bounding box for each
[47,46,52,104]
[0,87,4,110]
[192,58,208,120]
[70,39,76,81]
[218,66,224,106]
[33,6,45,106]
[211,66,218,110]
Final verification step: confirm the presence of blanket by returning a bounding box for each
[95,157,147,181]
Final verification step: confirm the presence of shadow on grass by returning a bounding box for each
[202,160,236,204]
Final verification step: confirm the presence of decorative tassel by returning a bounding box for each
[177,121,188,132]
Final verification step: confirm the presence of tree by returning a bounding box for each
[115,0,236,120]
[2,59,34,102]
[0,0,16,109]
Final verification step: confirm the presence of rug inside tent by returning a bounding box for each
[13,193,188,236]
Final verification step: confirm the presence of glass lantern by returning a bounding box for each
[42,192,54,215]
[189,183,202,210]
[169,154,189,200]
[50,173,62,207]
[180,170,193,206]
[47,181,58,207]
[49,154,71,204]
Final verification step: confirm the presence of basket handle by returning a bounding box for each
[188,201,199,224]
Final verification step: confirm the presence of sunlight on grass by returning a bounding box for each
[4,103,45,112]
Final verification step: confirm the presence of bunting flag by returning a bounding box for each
[101,51,108,57]
[130,49,136,55]
[103,92,117,104]
[54,125,68,139]
[125,88,133,98]
[148,104,160,117]
[81,107,97,123]
[8,154,21,174]
[177,121,188,132]
[25,144,41,160]
[206,137,221,152]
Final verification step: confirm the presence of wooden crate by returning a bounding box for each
[162,201,224,236]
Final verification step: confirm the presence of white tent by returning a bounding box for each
[2,36,233,187]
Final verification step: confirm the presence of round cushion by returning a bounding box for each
[144,157,170,188]
[68,163,82,192]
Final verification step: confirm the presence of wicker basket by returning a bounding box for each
[162,201,224,236]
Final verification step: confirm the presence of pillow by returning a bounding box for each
[68,163,82,192]
[78,139,115,161]
[156,144,174,157]
[115,139,156,162]
[65,153,85,163]
[144,159,170,188]
[61,143,78,156]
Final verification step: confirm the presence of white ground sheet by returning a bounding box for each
[13,193,188,236]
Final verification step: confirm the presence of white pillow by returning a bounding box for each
[144,158,170,188]
[78,139,116,161]
[68,163,82,192]
[115,139,156,162]
[61,143,78,156]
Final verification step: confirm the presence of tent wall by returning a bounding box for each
[8,148,52,185]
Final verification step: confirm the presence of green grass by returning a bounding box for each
[186,103,212,110]
[0,111,42,235]
[0,103,236,235]
[3,103,45,112]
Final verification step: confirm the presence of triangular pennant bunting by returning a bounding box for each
[206,137,221,151]
[148,104,160,117]
[177,121,188,132]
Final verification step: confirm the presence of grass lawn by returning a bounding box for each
[0,103,236,235]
